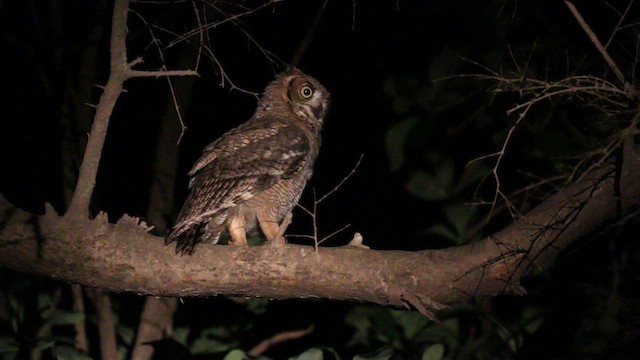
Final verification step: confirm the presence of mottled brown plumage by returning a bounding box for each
[165,69,330,255]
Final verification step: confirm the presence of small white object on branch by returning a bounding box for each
[347,232,368,249]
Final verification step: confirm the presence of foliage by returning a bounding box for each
[0,274,549,360]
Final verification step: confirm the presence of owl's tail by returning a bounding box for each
[165,215,224,255]
[164,223,199,255]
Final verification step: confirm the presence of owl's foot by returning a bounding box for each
[269,212,293,247]
[228,215,248,245]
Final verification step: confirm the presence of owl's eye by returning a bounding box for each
[299,85,314,99]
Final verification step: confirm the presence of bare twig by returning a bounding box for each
[295,155,363,250]
[90,290,118,360]
[604,0,635,50]
[469,104,527,222]
[564,1,636,96]
[317,154,363,203]
[317,223,352,246]
[248,324,315,357]
[71,285,88,353]
[291,1,328,66]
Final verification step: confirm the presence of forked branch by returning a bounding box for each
[65,0,198,222]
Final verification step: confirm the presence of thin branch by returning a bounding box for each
[90,290,118,360]
[564,1,635,95]
[296,154,363,250]
[248,325,315,357]
[317,223,351,246]
[164,0,278,50]
[317,154,363,203]
[71,285,88,353]
[127,69,198,77]
[604,0,634,50]
[291,1,328,66]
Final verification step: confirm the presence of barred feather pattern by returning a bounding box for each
[165,69,329,255]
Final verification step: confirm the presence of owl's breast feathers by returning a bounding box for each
[165,117,317,251]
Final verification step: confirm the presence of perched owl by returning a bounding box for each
[165,69,330,255]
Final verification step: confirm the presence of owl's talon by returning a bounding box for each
[269,235,287,247]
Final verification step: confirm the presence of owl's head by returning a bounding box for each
[261,68,330,131]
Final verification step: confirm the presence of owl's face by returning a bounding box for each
[286,75,330,126]
[260,69,330,130]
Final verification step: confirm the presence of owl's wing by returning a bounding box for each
[165,119,311,251]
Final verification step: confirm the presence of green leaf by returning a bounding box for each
[405,169,450,201]
[385,118,419,171]
[291,348,324,360]
[38,293,54,318]
[426,224,457,242]
[245,298,269,314]
[441,318,459,336]
[117,325,135,346]
[344,307,375,347]
[201,325,232,338]
[390,310,429,339]
[0,337,19,352]
[49,310,85,326]
[55,345,93,360]
[521,306,545,335]
[353,348,393,360]
[172,327,190,345]
[33,339,56,351]
[191,336,234,355]
[223,349,247,360]
[319,346,342,360]
[422,344,444,360]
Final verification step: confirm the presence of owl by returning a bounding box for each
[165,68,330,255]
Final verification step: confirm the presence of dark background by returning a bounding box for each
[0,0,586,247]
[1,1,639,359]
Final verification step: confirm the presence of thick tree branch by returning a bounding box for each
[0,143,638,316]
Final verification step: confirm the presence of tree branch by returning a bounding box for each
[70,285,88,353]
[131,297,177,360]
[248,325,315,357]
[88,290,118,360]
[564,1,637,97]
[1,143,638,316]
[65,0,130,221]
[65,0,197,222]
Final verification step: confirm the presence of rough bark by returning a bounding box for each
[1,143,638,316]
